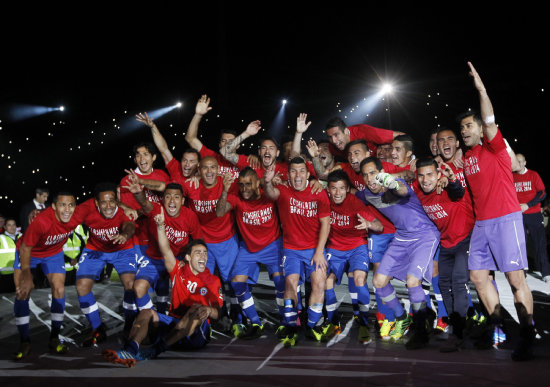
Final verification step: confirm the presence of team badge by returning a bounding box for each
[200,287,208,296]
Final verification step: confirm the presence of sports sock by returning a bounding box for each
[232,281,261,325]
[14,299,30,341]
[78,292,102,330]
[50,297,65,337]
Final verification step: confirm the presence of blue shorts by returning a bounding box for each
[206,234,239,283]
[136,256,169,289]
[157,313,211,349]
[134,244,148,261]
[76,247,137,280]
[14,250,66,275]
[282,248,327,282]
[368,233,394,264]
[327,245,369,284]
[231,238,283,280]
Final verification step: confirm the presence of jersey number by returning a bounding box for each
[187,281,197,293]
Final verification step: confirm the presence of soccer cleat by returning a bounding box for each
[103,349,138,368]
[231,323,246,338]
[49,337,69,354]
[376,311,385,328]
[390,314,412,341]
[379,319,395,340]
[240,324,264,340]
[14,341,31,361]
[492,325,507,348]
[305,325,325,342]
[135,347,158,360]
[83,324,107,347]
[276,325,289,340]
[435,317,449,333]
[358,324,372,344]
[321,321,341,340]
[279,326,298,347]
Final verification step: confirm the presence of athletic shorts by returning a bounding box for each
[376,232,439,284]
[327,245,369,284]
[14,250,66,275]
[157,313,211,349]
[368,233,394,264]
[206,234,239,283]
[231,238,282,280]
[468,211,528,272]
[136,255,169,290]
[282,248,327,282]
[76,247,137,280]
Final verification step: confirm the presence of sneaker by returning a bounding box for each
[281,326,298,348]
[240,324,264,340]
[390,314,412,341]
[83,324,107,347]
[231,323,246,338]
[135,347,158,360]
[435,317,449,333]
[511,326,536,361]
[276,325,289,340]
[103,349,138,368]
[49,337,69,354]
[305,325,324,342]
[376,312,385,328]
[380,319,395,340]
[14,341,31,361]
[492,325,507,348]
[358,324,372,344]
[405,328,429,350]
[321,321,341,340]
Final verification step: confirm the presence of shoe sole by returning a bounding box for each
[102,350,137,368]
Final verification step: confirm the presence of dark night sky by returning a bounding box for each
[1,2,549,217]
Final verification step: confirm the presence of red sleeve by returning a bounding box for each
[145,202,162,218]
[534,171,546,192]
[306,161,317,179]
[199,146,217,159]
[226,193,241,209]
[382,161,407,174]
[316,190,331,218]
[235,154,250,170]
[355,198,376,222]
[484,128,507,154]
[73,198,96,224]
[166,158,184,184]
[22,216,46,247]
[349,124,394,145]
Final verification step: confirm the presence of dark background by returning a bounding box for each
[1,2,548,218]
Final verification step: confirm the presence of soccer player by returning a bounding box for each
[359,157,440,349]
[103,209,222,368]
[461,62,534,361]
[75,182,137,346]
[391,134,415,169]
[216,167,285,338]
[414,159,475,351]
[264,156,331,346]
[123,175,203,318]
[307,139,335,185]
[324,169,383,343]
[513,153,549,282]
[429,128,439,157]
[13,192,88,359]
[325,116,404,159]
[376,143,394,163]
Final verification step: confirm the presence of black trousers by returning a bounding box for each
[438,234,470,318]
[523,212,550,277]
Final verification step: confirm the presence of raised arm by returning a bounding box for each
[219,120,261,165]
[185,95,212,151]
[262,166,281,200]
[292,113,312,159]
[468,62,497,142]
[122,169,154,214]
[154,208,177,273]
[136,112,173,165]
[215,174,235,217]
[375,172,409,197]
[306,140,329,180]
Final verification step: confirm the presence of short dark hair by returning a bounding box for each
[35,187,49,195]
[345,139,369,154]
[133,142,157,157]
[186,239,207,256]
[259,136,280,150]
[327,169,351,188]
[326,117,347,132]
[239,166,258,179]
[220,129,238,138]
[4,217,16,225]
[436,126,459,140]
[289,156,306,167]
[430,127,439,135]
[456,110,482,126]
[393,134,414,153]
[94,182,117,200]
[360,156,383,172]
[165,183,183,194]
[182,148,201,161]
[53,191,75,203]
[416,157,439,171]
[317,139,330,147]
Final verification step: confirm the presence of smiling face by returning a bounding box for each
[328,179,348,205]
[391,140,412,167]
[377,144,393,163]
[347,143,370,173]
[429,132,438,157]
[186,243,208,275]
[52,195,76,223]
[259,139,279,168]
[134,146,156,175]
[5,219,17,235]
[238,174,260,200]
[460,116,483,148]
[199,157,219,188]
[437,130,460,162]
[95,191,118,219]
[326,126,350,151]
[218,132,236,151]
[416,164,441,194]
[163,188,183,217]
[361,161,383,194]
[288,161,310,191]
[181,152,199,177]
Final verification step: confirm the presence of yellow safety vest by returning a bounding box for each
[0,233,20,275]
[63,225,89,271]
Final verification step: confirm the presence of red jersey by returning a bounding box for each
[329,124,394,159]
[340,163,365,191]
[328,194,376,250]
[169,263,223,319]
[145,202,203,260]
[236,154,289,181]
[464,129,521,220]
[22,206,88,258]
[276,184,331,250]
[81,198,134,253]
[200,145,240,179]
[449,162,468,189]
[227,193,281,252]
[413,181,475,248]
[514,169,546,214]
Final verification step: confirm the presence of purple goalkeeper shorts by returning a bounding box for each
[468,211,528,272]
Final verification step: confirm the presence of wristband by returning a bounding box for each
[484,115,495,125]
